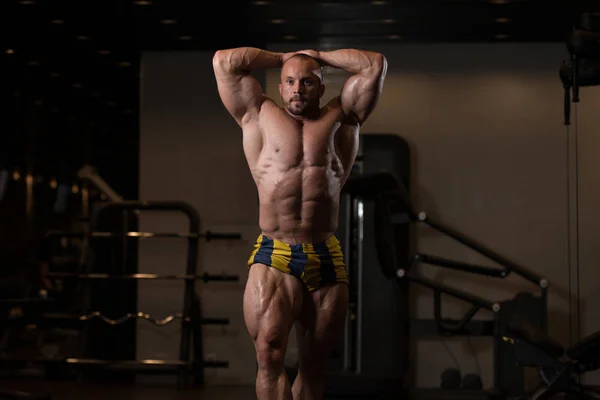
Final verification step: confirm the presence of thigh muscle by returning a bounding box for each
[244,263,304,347]
[297,283,349,356]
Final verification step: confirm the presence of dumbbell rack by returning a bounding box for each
[42,200,240,388]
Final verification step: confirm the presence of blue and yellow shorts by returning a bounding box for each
[247,233,349,292]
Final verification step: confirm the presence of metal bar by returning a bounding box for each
[356,198,364,374]
[398,270,497,312]
[44,272,239,281]
[410,318,494,336]
[77,165,124,202]
[421,215,543,286]
[182,205,199,389]
[0,358,228,368]
[41,312,229,326]
[43,230,241,240]
[64,358,229,368]
[342,194,352,372]
[417,253,507,278]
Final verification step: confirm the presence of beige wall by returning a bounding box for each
[138,51,260,385]
[139,44,600,388]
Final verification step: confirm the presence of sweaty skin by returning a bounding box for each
[250,94,356,245]
[213,47,387,400]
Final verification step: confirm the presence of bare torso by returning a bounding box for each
[243,97,359,244]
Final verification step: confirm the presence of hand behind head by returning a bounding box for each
[295,49,319,59]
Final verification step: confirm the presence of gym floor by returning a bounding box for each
[1,379,515,400]
[2,380,256,400]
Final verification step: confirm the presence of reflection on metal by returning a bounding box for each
[79,311,186,325]
[45,272,239,282]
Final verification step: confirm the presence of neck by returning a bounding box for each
[285,105,321,121]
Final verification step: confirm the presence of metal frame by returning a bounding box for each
[29,201,240,388]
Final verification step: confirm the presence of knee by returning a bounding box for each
[255,331,286,371]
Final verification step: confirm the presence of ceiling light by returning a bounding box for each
[28,60,40,66]
[495,17,510,23]
[18,1,37,4]
[6,49,14,54]
[179,35,192,40]
[489,0,509,4]
[51,19,65,24]
[283,35,297,40]
[133,0,151,4]
[252,1,270,4]
[387,34,401,39]
[119,61,132,67]
[271,19,284,24]
[494,33,509,39]
[160,19,177,24]
[76,35,89,40]
[97,50,111,55]
[381,19,395,23]
[371,1,389,5]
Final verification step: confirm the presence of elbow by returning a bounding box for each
[372,53,387,76]
[213,49,237,72]
[213,50,229,70]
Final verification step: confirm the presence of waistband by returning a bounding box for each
[258,233,340,247]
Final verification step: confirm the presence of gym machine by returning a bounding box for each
[505,315,600,399]
[560,12,600,125]
[343,169,548,398]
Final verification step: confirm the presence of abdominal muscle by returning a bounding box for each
[254,156,343,245]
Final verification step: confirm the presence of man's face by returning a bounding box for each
[279,56,325,116]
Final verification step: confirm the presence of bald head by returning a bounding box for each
[281,54,324,84]
[279,54,326,117]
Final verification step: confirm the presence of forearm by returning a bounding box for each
[317,49,385,75]
[214,47,282,73]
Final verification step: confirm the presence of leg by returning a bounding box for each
[244,263,304,400]
[292,283,349,400]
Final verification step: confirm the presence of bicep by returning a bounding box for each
[213,61,264,127]
[340,56,387,125]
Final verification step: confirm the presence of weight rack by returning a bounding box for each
[40,200,241,388]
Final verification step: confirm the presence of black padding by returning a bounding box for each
[560,58,600,87]
[568,29,600,59]
[462,373,483,390]
[567,329,600,361]
[440,368,461,389]
[580,12,600,32]
[374,196,397,279]
[343,171,412,212]
[507,314,564,358]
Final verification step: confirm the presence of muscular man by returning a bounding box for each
[213,47,387,399]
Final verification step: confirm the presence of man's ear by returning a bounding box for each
[319,83,325,98]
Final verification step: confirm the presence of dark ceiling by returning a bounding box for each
[2,0,598,186]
